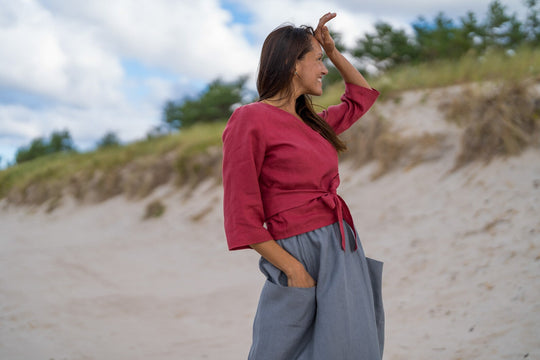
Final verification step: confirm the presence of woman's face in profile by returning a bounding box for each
[294,36,329,97]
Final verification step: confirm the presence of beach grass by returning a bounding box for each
[440,81,540,169]
[369,46,540,96]
[0,122,226,204]
[315,46,540,105]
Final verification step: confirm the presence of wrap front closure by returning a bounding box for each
[263,174,358,251]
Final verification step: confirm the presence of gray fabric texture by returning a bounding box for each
[248,221,384,360]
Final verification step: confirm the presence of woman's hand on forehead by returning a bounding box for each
[314,12,337,55]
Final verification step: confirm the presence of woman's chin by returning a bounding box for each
[312,88,323,96]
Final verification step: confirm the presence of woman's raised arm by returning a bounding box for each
[314,12,371,89]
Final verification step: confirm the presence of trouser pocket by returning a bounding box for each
[249,280,316,360]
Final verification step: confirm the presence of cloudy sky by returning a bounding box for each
[0,0,528,167]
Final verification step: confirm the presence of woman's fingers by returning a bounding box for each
[315,13,336,53]
[286,266,316,288]
[316,12,337,31]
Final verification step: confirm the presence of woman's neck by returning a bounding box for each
[261,94,299,118]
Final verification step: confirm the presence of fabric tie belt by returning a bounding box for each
[318,177,358,252]
[263,174,358,252]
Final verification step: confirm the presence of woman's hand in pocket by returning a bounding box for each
[286,264,316,288]
[250,240,316,288]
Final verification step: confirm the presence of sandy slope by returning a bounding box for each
[1,88,539,360]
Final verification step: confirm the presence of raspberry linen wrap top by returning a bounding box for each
[222,83,379,251]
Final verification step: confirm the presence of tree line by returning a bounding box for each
[11,0,539,165]
[354,0,540,71]
[14,130,121,164]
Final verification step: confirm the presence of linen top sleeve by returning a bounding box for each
[319,83,380,135]
[222,106,274,251]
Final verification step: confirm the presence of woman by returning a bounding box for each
[222,13,384,360]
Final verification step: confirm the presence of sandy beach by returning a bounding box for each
[1,87,539,359]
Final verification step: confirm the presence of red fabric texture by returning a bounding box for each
[222,83,380,251]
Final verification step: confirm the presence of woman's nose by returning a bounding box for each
[322,63,328,75]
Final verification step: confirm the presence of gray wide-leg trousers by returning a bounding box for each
[248,221,384,360]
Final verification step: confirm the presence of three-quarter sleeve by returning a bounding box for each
[319,83,380,135]
[222,107,274,250]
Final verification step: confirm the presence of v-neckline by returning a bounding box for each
[256,102,337,154]
[259,101,301,120]
[258,102,317,133]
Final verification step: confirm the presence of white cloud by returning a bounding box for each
[40,0,260,81]
[0,0,124,107]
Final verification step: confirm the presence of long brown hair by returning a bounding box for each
[257,25,347,152]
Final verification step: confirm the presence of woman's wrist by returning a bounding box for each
[325,47,339,61]
[283,260,306,278]
[250,240,307,278]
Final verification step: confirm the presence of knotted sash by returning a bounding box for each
[263,174,358,251]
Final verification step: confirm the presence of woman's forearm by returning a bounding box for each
[250,240,304,276]
[327,49,371,89]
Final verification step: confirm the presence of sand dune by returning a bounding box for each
[1,87,539,359]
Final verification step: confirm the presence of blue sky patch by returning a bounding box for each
[122,58,177,80]
[220,0,254,25]
[220,0,258,44]
[0,86,58,110]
